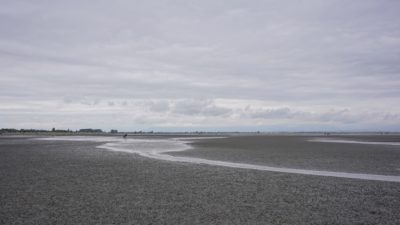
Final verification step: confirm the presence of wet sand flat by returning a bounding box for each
[1,136,400,224]
[171,135,400,175]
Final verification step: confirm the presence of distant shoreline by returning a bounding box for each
[1,131,400,137]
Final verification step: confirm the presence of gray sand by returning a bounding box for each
[1,136,400,224]
[170,135,400,175]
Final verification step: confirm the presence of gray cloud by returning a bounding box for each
[147,100,170,112]
[171,99,232,117]
[1,0,400,131]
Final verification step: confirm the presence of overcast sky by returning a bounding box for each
[1,0,400,132]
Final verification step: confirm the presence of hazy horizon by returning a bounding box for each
[1,0,400,132]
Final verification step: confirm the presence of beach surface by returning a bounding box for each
[1,135,400,224]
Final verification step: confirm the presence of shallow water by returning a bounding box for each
[309,138,400,146]
[35,136,400,183]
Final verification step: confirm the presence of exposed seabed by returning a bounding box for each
[36,136,400,183]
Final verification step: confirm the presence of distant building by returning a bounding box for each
[110,129,118,133]
[79,128,103,133]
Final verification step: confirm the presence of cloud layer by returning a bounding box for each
[1,0,400,131]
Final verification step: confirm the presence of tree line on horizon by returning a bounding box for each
[0,128,104,133]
